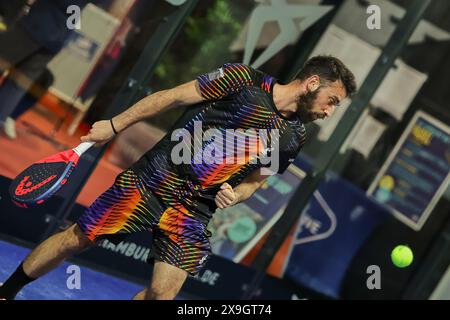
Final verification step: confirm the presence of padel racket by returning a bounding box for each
[9,141,95,208]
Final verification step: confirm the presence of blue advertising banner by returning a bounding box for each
[368,111,450,230]
[283,172,389,299]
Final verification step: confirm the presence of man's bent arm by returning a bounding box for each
[234,169,269,204]
[215,169,269,209]
[112,80,203,133]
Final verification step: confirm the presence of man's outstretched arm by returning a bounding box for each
[215,169,269,209]
[81,80,203,144]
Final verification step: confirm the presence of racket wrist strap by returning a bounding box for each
[110,118,118,135]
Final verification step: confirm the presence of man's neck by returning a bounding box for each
[272,80,304,119]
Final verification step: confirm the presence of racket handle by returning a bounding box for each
[73,142,95,156]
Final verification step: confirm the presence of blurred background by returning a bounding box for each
[0,0,449,300]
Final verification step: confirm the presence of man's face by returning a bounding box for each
[296,80,347,123]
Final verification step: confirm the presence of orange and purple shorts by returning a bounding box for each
[77,169,211,276]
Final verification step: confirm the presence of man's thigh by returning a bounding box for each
[151,205,212,277]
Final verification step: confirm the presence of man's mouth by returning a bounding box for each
[314,113,327,120]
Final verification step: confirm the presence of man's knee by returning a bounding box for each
[60,224,93,252]
[145,261,188,300]
[145,284,180,300]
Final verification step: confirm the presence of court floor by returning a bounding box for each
[0,239,147,300]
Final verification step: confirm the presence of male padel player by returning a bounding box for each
[0,56,356,300]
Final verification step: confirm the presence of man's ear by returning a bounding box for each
[309,83,320,92]
[307,75,320,92]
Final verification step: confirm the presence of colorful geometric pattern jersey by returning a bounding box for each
[132,63,307,224]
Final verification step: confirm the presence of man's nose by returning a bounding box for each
[325,105,335,117]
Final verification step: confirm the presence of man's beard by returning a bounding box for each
[296,89,326,123]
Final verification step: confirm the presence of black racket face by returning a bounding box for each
[9,161,72,205]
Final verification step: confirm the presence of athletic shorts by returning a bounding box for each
[76,168,212,276]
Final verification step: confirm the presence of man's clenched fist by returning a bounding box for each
[215,183,239,209]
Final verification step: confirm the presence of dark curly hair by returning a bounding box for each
[296,55,357,97]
